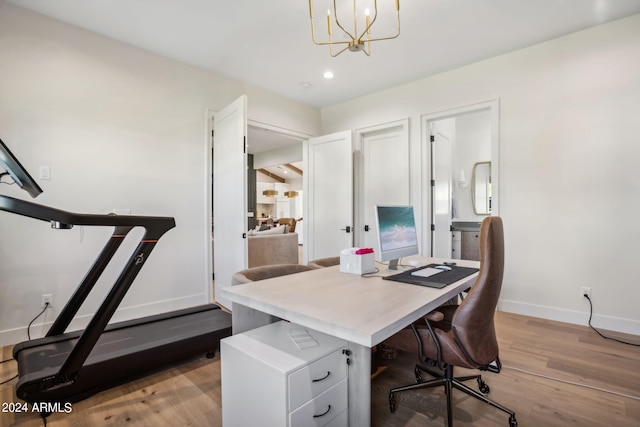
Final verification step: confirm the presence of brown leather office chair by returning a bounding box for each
[383,216,517,427]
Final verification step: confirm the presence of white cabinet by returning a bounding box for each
[221,321,349,427]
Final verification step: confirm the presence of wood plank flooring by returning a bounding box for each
[2,311,639,426]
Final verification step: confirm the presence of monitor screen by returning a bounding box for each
[374,205,419,270]
[0,138,43,198]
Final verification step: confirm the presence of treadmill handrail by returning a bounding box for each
[0,195,175,235]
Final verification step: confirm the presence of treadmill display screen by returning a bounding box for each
[0,137,43,198]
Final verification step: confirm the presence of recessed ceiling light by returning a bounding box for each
[323,71,334,79]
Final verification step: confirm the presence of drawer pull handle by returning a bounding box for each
[313,404,331,418]
[312,371,331,382]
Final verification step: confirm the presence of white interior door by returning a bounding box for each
[304,131,353,263]
[431,119,454,257]
[357,120,410,253]
[213,96,247,309]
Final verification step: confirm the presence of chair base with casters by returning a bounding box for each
[388,357,517,427]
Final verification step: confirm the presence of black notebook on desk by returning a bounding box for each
[383,264,479,288]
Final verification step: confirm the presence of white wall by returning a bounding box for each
[0,2,319,346]
[321,14,640,334]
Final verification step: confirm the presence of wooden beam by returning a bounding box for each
[257,169,285,183]
[284,163,303,176]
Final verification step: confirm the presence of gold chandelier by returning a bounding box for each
[309,0,400,57]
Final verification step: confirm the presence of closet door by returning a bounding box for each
[304,131,353,263]
[357,120,410,253]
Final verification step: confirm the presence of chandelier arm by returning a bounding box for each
[360,11,400,42]
[333,0,356,41]
[330,44,351,57]
[309,19,323,45]
[309,1,350,46]
[358,10,400,43]
[311,39,352,47]
[357,0,378,41]
[357,31,400,43]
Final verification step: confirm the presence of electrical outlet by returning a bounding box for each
[41,294,53,309]
[580,287,591,299]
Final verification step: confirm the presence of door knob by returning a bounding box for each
[340,226,351,233]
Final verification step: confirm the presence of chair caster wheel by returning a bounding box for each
[414,366,423,383]
[477,378,490,394]
[389,392,396,413]
[509,414,518,426]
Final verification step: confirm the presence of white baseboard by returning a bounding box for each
[0,294,209,348]
[498,299,640,336]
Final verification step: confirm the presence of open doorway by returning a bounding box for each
[422,100,499,260]
[208,113,309,305]
[249,125,304,240]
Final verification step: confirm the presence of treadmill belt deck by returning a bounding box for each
[13,304,232,404]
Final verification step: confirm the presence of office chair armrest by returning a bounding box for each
[424,310,444,322]
[411,317,446,371]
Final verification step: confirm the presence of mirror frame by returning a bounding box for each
[471,161,492,215]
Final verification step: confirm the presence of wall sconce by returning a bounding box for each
[458,169,468,189]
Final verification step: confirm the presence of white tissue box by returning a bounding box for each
[339,248,376,275]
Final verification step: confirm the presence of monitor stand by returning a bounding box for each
[388,258,399,270]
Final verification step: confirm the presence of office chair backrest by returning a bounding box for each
[451,216,504,367]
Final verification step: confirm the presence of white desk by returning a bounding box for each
[221,257,479,426]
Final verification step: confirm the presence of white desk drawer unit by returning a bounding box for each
[221,321,349,427]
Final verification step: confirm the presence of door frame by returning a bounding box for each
[420,99,500,257]
[205,109,314,302]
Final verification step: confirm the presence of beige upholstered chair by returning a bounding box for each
[232,263,314,285]
[383,217,517,427]
[307,256,340,269]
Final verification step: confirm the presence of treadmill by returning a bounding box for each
[0,138,231,405]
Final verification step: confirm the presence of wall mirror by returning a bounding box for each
[472,161,491,215]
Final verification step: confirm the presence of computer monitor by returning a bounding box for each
[0,137,43,198]
[374,204,419,270]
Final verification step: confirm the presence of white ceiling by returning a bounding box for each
[7,0,640,109]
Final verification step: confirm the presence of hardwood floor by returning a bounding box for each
[2,311,639,426]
